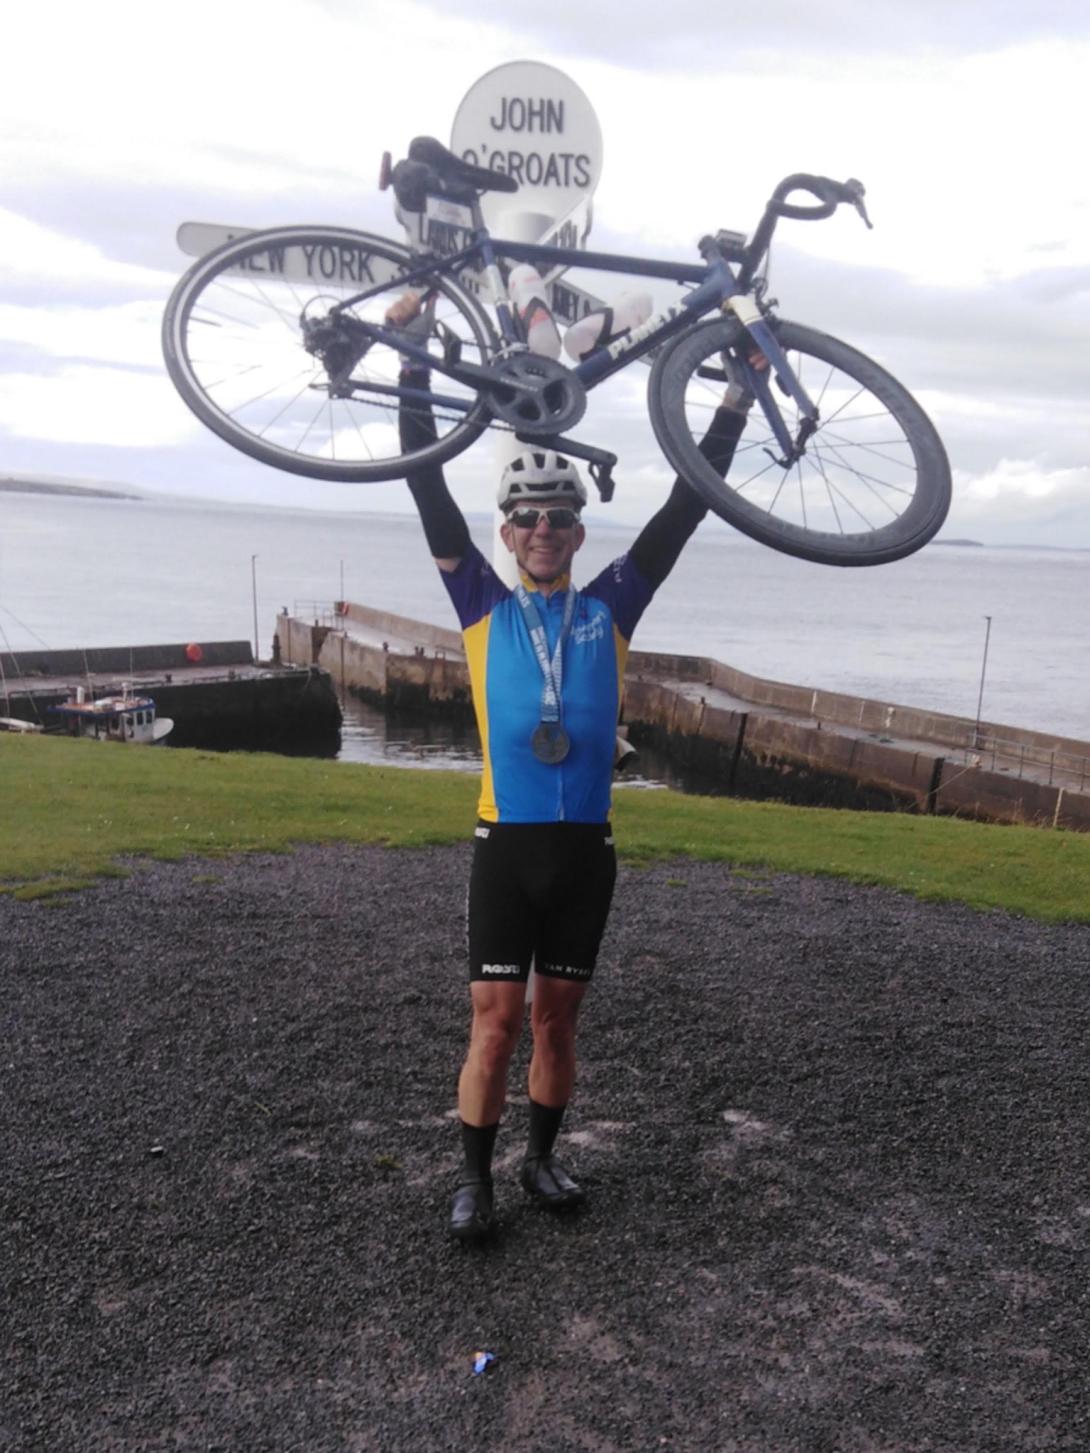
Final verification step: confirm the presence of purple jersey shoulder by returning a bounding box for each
[582,551,655,643]
[439,542,510,629]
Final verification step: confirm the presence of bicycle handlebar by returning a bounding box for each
[770,174,872,228]
[733,174,871,291]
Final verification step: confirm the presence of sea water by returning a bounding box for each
[3,491,1087,764]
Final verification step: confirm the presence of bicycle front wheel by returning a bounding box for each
[649,318,951,566]
[163,226,497,482]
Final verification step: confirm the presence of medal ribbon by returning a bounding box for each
[515,583,577,725]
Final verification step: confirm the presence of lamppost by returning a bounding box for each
[251,554,260,664]
[974,614,992,749]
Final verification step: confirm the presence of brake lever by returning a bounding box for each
[842,178,873,230]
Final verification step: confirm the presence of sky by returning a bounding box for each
[3,0,1090,545]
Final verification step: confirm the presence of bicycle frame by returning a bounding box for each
[332,211,821,465]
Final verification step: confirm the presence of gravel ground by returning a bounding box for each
[4,842,1090,1452]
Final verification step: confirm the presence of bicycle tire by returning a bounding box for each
[162,225,497,483]
[649,318,951,566]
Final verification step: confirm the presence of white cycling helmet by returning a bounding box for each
[497,448,587,512]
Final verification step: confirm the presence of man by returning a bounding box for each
[393,297,757,1240]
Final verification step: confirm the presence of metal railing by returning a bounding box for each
[959,731,1090,790]
[291,601,343,629]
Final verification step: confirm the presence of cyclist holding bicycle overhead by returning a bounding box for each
[390,294,761,1241]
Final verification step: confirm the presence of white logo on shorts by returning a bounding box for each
[542,962,592,980]
[481,963,520,976]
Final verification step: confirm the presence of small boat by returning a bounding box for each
[52,685,173,744]
[0,715,43,733]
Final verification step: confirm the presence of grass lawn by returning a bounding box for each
[2,734,1088,922]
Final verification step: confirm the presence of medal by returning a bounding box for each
[532,723,570,764]
[516,583,577,769]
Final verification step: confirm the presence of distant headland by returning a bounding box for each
[0,475,141,501]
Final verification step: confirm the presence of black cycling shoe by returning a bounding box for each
[519,1154,586,1210]
[449,1179,495,1241]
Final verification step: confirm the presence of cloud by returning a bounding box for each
[0,365,197,448]
[456,0,1090,66]
[944,458,1090,546]
[0,300,165,370]
[0,210,171,291]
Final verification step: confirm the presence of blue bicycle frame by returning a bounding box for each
[334,219,819,463]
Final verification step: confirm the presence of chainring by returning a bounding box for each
[485,353,586,435]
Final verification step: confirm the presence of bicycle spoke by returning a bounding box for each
[818,389,875,429]
[293,393,332,454]
[256,376,323,440]
[763,470,789,515]
[796,456,807,529]
[818,432,916,472]
[342,399,377,461]
[215,364,317,417]
[823,471,888,530]
[205,279,302,335]
[807,446,846,534]
[731,454,782,493]
[813,440,915,500]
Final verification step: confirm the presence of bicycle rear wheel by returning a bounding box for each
[163,226,497,482]
[649,318,951,566]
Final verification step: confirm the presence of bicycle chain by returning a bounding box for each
[338,388,519,435]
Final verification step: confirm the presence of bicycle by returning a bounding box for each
[162,135,951,567]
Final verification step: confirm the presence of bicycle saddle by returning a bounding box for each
[385,136,519,212]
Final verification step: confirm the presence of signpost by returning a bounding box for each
[450,60,601,243]
[449,62,603,591]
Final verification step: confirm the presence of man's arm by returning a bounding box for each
[398,365,470,572]
[628,402,748,590]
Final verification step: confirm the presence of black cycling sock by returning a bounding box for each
[460,1120,499,1183]
[526,1099,566,1160]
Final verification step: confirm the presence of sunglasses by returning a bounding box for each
[506,506,581,530]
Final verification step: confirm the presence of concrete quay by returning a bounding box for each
[277,601,1090,832]
[0,640,341,752]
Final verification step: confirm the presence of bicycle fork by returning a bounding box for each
[723,295,820,468]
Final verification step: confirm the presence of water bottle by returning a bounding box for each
[507,264,562,359]
[563,291,654,362]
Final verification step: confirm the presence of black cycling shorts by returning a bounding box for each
[468,821,617,984]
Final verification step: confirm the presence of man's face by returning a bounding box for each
[500,499,585,587]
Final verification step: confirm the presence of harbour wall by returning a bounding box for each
[1,640,255,679]
[622,663,1090,832]
[276,608,472,715]
[2,639,341,753]
[277,606,1090,832]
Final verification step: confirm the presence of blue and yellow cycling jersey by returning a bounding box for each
[441,544,654,823]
